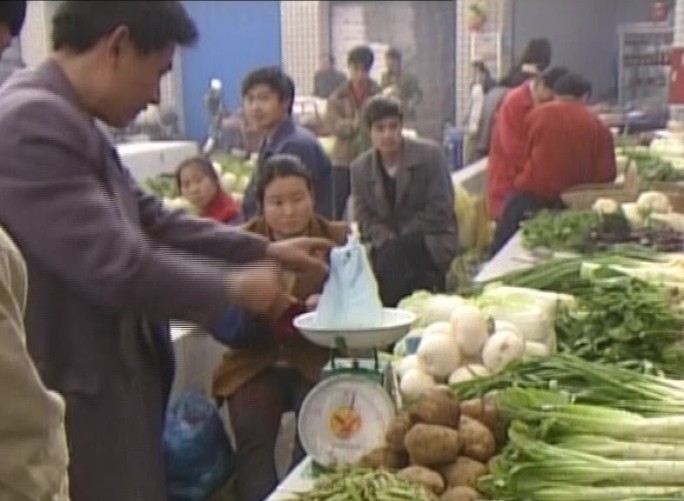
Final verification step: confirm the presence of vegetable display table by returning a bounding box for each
[475,232,532,282]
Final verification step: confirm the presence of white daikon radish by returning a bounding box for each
[482,330,525,374]
[524,341,550,357]
[400,368,436,401]
[448,364,491,385]
[450,304,489,357]
[417,333,462,379]
[397,354,424,378]
[424,321,453,337]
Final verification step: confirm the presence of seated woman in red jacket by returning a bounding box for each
[490,73,617,254]
[211,154,347,501]
[175,156,242,223]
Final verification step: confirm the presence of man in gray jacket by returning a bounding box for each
[351,96,459,307]
[0,2,330,500]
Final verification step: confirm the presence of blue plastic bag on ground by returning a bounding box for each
[315,237,384,329]
[164,392,235,501]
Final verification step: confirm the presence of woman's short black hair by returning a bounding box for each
[520,38,552,70]
[241,66,295,115]
[362,95,403,129]
[539,66,570,89]
[52,1,198,54]
[256,154,313,206]
[0,1,26,37]
[347,45,374,71]
[175,156,219,192]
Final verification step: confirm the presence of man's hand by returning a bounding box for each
[229,261,296,322]
[266,237,333,274]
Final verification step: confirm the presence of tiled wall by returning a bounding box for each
[280,1,329,96]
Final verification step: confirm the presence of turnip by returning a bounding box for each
[450,304,489,357]
[448,364,491,385]
[400,369,436,401]
[493,320,522,339]
[397,354,424,378]
[417,333,462,379]
[424,321,453,337]
[482,330,525,373]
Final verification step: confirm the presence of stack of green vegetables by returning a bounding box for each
[479,386,684,501]
[460,252,684,377]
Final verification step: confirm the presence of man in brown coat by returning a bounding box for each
[326,45,381,219]
[0,2,330,500]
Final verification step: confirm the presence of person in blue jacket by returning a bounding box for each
[241,66,334,220]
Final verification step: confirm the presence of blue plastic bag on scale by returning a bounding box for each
[315,237,384,329]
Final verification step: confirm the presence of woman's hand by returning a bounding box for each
[305,294,321,312]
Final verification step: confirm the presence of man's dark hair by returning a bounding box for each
[52,1,198,54]
[0,1,26,37]
[554,73,592,99]
[347,45,374,71]
[386,48,402,64]
[539,66,570,89]
[363,95,403,128]
[241,66,295,115]
[256,154,313,206]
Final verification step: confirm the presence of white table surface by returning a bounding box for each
[116,140,198,182]
[474,231,532,283]
[266,457,315,500]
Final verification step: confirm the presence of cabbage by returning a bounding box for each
[397,291,467,328]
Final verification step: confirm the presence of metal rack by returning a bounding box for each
[618,22,673,109]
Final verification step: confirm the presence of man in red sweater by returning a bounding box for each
[486,66,569,220]
[490,73,617,254]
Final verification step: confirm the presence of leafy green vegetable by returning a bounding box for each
[521,210,602,252]
[555,277,684,376]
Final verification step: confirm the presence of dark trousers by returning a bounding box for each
[490,191,565,256]
[332,166,351,220]
[372,233,445,307]
[227,368,313,501]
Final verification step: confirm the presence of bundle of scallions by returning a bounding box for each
[451,354,684,416]
[480,388,684,501]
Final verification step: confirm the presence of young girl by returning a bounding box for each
[175,156,241,223]
[211,154,346,501]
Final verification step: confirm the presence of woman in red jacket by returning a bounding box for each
[176,156,242,224]
[486,66,569,220]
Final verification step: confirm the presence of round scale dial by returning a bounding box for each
[298,374,395,467]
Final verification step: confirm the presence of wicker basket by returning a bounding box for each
[561,166,684,212]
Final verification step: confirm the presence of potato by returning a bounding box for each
[440,486,482,501]
[398,465,446,495]
[439,457,488,488]
[460,396,506,448]
[460,397,498,431]
[359,446,408,470]
[411,388,461,429]
[404,423,462,466]
[385,412,414,451]
[459,416,496,462]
